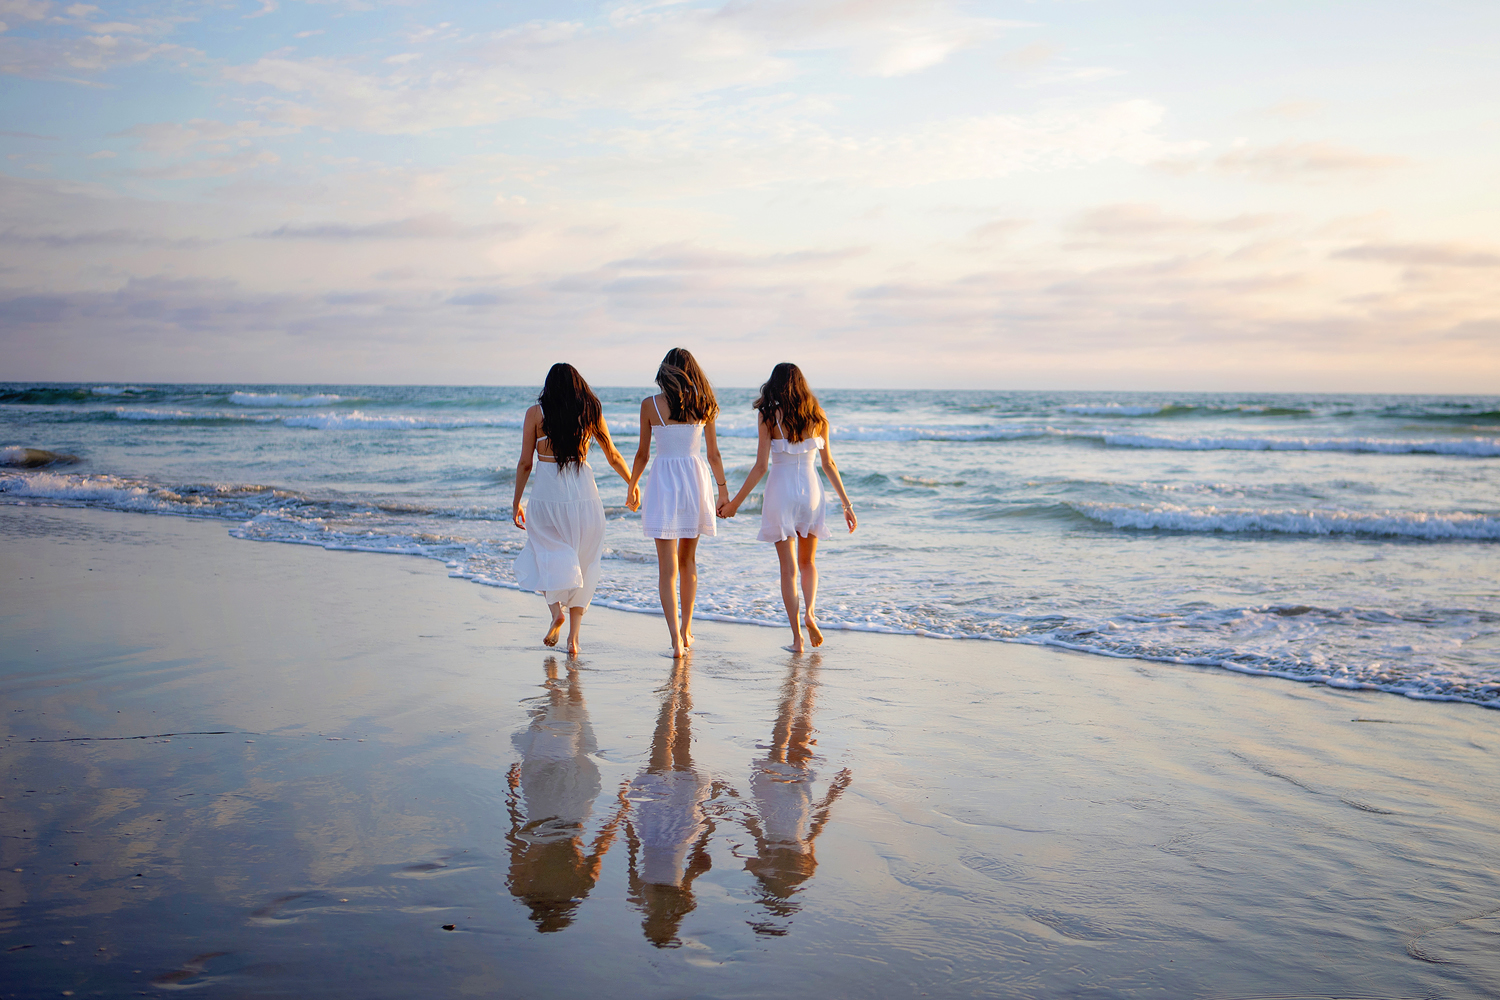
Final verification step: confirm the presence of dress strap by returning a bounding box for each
[774,409,786,440]
[651,394,666,424]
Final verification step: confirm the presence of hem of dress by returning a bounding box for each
[642,527,718,540]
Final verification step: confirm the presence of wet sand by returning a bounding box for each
[2,503,1498,999]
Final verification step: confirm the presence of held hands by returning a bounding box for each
[626,483,642,512]
[717,499,739,519]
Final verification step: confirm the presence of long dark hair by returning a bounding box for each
[538,363,604,471]
[654,347,718,424]
[754,363,825,444]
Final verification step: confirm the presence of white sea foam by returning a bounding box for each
[1,470,155,505]
[1071,501,1500,539]
[1,446,25,465]
[1099,432,1500,456]
[90,385,145,396]
[280,410,520,430]
[230,391,344,407]
[113,407,207,421]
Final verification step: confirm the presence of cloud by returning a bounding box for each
[256,214,523,241]
[1215,141,1407,182]
[115,118,297,154]
[1332,242,1500,269]
[224,0,1018,133]
[1069,203,1281,239]
[134,148,281,179]
[606,242,867,270]
[0,227,204,247]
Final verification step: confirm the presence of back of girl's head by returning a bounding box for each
[538,362,603,470]
[655,347,719,423]
[754,362,825,443]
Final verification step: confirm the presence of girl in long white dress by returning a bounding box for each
[719,363,856,653]
[626,348,730,658]
[512,363,635,655]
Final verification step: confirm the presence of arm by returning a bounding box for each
[595,419,638,511]
[511,405,539,529]
[720,416,770,517]
[819,427,857,533]
[626,397,654,510]
[704,419,730,514]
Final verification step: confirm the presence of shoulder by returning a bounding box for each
[525,404,542,423]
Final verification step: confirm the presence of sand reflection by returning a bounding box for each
[505,656,626,933]
[742,654,852,936]
[625,657,721,948]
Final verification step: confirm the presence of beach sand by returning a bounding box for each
[2,504,1498,999]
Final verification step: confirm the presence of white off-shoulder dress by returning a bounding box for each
[641,397,717,540]
[759,415,829,543]
[513,435,606,609]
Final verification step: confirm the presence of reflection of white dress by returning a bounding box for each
[641,398,716,540]
[759,417,828,543]
[750,759,815,848]
[512,690,601,842]
[628,769,710,885]
[513,449,605,609]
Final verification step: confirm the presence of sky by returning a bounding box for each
[1,0,1497,390]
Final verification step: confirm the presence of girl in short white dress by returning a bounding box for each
[627,348,729,658]
[720,363,856,653]
[512,363,635,655]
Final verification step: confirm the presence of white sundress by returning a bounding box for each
[513,435,606,609]
[641,396,716,540]
[758,414,829,543]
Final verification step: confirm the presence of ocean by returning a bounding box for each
[3,382,1497,708]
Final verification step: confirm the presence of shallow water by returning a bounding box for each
[3,383,1498,706]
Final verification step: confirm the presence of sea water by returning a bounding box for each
[3,383,1497,707]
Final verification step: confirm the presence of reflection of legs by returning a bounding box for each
[775,539,804,653]
[655,539,686,657]
[566,606,585,657]
[677,537,700,649]
[544,601,565,647]
[797,534,822,647]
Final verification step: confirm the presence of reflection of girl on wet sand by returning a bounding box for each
[505,657,626,933]
[740,654,852,936]
[624,658,725,948]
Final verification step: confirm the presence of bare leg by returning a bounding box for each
[798,534,822,647]
[776,538,804,653]
[678,536,700,649]
[543,600,565,647]
[566,606,585,656]
[655,539,686,657]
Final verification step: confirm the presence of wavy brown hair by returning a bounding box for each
[654,347,718,424]
[754,363,825,444]
[538,363,604,471]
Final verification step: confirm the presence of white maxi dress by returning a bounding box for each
[758,416,829,543]
[513,438,606,610]
[641,397,717,540]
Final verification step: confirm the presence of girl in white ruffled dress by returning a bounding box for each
[512,363,635,655]
[627,348,730,658]
[720,363,856,653]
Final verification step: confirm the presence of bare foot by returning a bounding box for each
[567,638,581,656]
[543,613,564,647]
[783,634,806,654]
[682,629,694,649]
[664,646,687,659]
[805,614,823,647]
